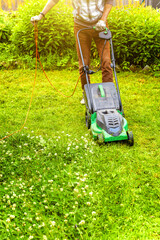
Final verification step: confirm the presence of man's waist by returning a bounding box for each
[74,17,99,27]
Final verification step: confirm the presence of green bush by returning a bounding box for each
[0,1,160,69]
[108,6,160,67]
[11,0,76,68]
[0,11,16,43]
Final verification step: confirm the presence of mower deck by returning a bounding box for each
[90,112,129,143]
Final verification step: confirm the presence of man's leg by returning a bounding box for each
[74,23,93,90]
[93,30,113,83]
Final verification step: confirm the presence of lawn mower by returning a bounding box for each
[77,27,134,146]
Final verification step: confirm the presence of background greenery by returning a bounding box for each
[0,0,160,70]
[0,69,160,239]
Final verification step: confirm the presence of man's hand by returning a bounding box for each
[95,20,106,31]
[30,15,43,25]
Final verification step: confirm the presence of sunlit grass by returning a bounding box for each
[0,69,160,239]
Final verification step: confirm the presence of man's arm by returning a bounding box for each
[38,0,59,20]
[95,1,113,31]
[100,3,113,22]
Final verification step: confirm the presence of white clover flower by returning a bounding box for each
[79,220,85,225]
[10,215,15,219]
[74,188,79,193]
[43,236,47,240]
[60,188,63,191]
[89,192,93,196]
[48,179,53,183]
[50,221,56,227]
[80,178,86,182]
[28,236,34,240]
[86,202,91,206]
[92,211,96,216]
[6,218,10,223]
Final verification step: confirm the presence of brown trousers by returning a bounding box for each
[74,22,113,90]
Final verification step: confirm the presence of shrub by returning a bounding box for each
[108,6,160,67]
[11,0,76,67]
[0,11,16,43]
[1,2,160,69]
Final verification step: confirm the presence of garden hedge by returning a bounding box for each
[0,0,160,69]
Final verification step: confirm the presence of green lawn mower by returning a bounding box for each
[77,28,134,146]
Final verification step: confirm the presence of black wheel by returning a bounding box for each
[85,110,91,129]
[127,131,134,146]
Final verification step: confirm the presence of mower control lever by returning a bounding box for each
[83,65,95,75]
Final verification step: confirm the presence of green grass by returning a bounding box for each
[0,69,160,240]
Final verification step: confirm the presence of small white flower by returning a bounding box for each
[28,236,34,240]
[74,188,79,193]
[89,192,93,196]
[92,211,96,216]
[79,220,85,225]
[43,236,47,240]
[60,188,63,191]
[50,221,56,227]
[6,218,10,223]
[10,215,15,219]
[48,179,53,183]
[86,202,91,206]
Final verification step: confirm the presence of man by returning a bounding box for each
[31,0,113,104]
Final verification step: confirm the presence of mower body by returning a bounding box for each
[84,82,130,143]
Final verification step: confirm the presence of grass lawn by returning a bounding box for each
[0,69,160,240]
